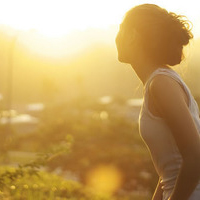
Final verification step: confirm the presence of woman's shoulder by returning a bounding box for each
[149,74,182,96]
[145,67,180,87]
[149,73,189,109]
[147,67,185,91]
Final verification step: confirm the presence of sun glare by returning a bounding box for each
[86,164,122,195]
[0,0,199,37]
[0,0,199,58]
[0,0,127,38]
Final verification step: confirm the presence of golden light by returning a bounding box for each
[0,0,129,38]
[86,164,122,195]
[100,111,109,120]
[1,0,197,38]
[0,0,199,59]
[1,0,200,34]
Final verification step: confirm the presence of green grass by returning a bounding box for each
[0,166,150,200]
[0,166,110,200]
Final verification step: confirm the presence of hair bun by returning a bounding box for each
[168,12,193,46]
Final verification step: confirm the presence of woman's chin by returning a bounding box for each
[118,55,130,64]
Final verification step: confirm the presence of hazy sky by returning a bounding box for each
[0,0,199,59]
[0,0,199,38]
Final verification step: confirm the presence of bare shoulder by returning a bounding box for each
[149,74,182,96]
[149,74,187,104]
[148,74,189,116]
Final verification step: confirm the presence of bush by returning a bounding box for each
[1,97,158,199]
[0,166,114,200]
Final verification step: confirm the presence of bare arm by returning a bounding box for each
[152,177,163,200]
[150,75,200,200]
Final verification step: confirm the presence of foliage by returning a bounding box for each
[0,166,114,200]
[0,96,160,199]
[0,138,112,199]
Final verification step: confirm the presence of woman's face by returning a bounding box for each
[115,24,132,63]
[115,23,141,65]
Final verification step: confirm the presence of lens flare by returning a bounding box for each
[86,164,122,195]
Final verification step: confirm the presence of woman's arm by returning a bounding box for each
[150,75,200,200]
[152,178,163,200]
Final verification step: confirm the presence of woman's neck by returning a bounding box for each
[131,63,169,85]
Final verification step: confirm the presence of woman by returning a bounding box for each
[115,4,200,200]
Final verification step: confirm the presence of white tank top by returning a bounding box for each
[139,68,200,200]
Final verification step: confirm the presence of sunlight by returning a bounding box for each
[0,0,128,38]
[0,0,79,37]
[0,0,199,59]
[0,0,199,38]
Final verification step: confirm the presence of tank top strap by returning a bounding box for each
[144,68,183,91]
[143,68,194,116]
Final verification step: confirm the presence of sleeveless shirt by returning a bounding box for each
[139,68,200,200]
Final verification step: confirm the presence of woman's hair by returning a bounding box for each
[123,4,193,66]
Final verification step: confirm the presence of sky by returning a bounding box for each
[0,0,200,101]
[0,0,199,59]
[0,0,199,37]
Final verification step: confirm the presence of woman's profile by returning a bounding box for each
[115,4,200,200]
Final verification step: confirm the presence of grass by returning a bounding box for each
[0,166,150,200]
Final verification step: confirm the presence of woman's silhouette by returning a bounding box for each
[116,4,200,200]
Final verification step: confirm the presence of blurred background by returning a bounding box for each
[0,0,200,199]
